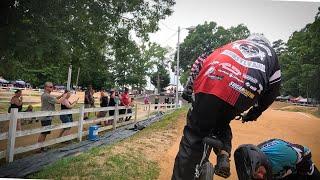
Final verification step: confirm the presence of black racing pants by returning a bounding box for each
[283,166,320,180]
[172,93,239,180]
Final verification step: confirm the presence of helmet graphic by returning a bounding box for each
[247,33,271,46]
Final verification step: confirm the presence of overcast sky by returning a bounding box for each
[146,0,320,90]
[149,0,320,48]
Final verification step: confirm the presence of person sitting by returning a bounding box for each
[23,105,37,124]
[234,138,319,180]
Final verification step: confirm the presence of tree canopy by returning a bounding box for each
[277,7,320,101]
[0,0,175,90]
[173,22,250,84]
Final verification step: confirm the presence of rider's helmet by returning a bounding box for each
[234,144,272,180]
[247,33,271,47]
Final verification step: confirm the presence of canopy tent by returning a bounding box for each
[0,77,9,84]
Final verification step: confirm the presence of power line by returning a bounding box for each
[160,21,177,32]
[162,31,178,45]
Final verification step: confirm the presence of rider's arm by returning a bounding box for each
[255,54,281,113]
[242,53,281,122]
[296,146,315,176]
[185,54,207,90]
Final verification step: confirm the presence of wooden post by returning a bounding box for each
[147,103,151,119]
[7,108,18,163]
[134,104,138,122]
[113,104,118,130]
[78,105,84,141]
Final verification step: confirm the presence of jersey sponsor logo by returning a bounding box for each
[232,42,266,61]
[221,50,266,72]
[242,74,258,84]
[218,69,244,83]
[209,61,244,83]
[260,140,279,150]
[205,66,223,80]
[229,81,255,99]
[220,62,241,76]
[245,82,257,92]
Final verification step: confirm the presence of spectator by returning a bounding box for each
[97,90,109,126]
[114,91,120,105]
[38,82,66,152]
[125,97,134,121]
[84,85,95,120]
[59,90,79,138]
[144,94,150,111]
[119,87,131,122]
[154,96,159,109]
[165,97,170,108]
[171,97,175,104]
[24,104,33,112]
[23,105,36,124]
[108,90,116,125]
[8,89,23,130]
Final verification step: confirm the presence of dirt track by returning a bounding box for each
[157,104,320,180]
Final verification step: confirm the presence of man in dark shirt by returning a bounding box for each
[84,85,94,120]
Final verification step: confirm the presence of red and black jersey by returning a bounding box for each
[187,39,281,112]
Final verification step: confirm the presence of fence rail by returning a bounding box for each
[0,103,177,162]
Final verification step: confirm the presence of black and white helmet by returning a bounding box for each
[234,144,272,180]
[247,33,271,47]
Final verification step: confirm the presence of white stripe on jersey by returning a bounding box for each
[269,70,281,82]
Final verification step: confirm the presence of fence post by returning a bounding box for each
[7,108,18,163]
[134,104,138,123]
[113,104,118,130]
[147,103,151,119]
[78,105,84,142]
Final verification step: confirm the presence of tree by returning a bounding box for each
[141,43,172,92]
[279,7,320,103]
[172,22,250,85]
[150,65,170,92]
[0,0,176,89]
[272,39,286,56]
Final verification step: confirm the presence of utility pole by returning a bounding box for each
[175,26,180,108]
[67,65,72,91]
[157,69,160,94]
[76,67,80,90]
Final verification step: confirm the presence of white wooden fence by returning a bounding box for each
[0,103,177,163]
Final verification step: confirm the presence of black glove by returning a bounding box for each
[242,107,262,122]
[182,86,193,103]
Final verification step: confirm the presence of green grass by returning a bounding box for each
[28,106,189,180]
[29,147,159,180]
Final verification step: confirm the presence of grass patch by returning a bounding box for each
[29,148,159,180]
[28,106,189,180]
